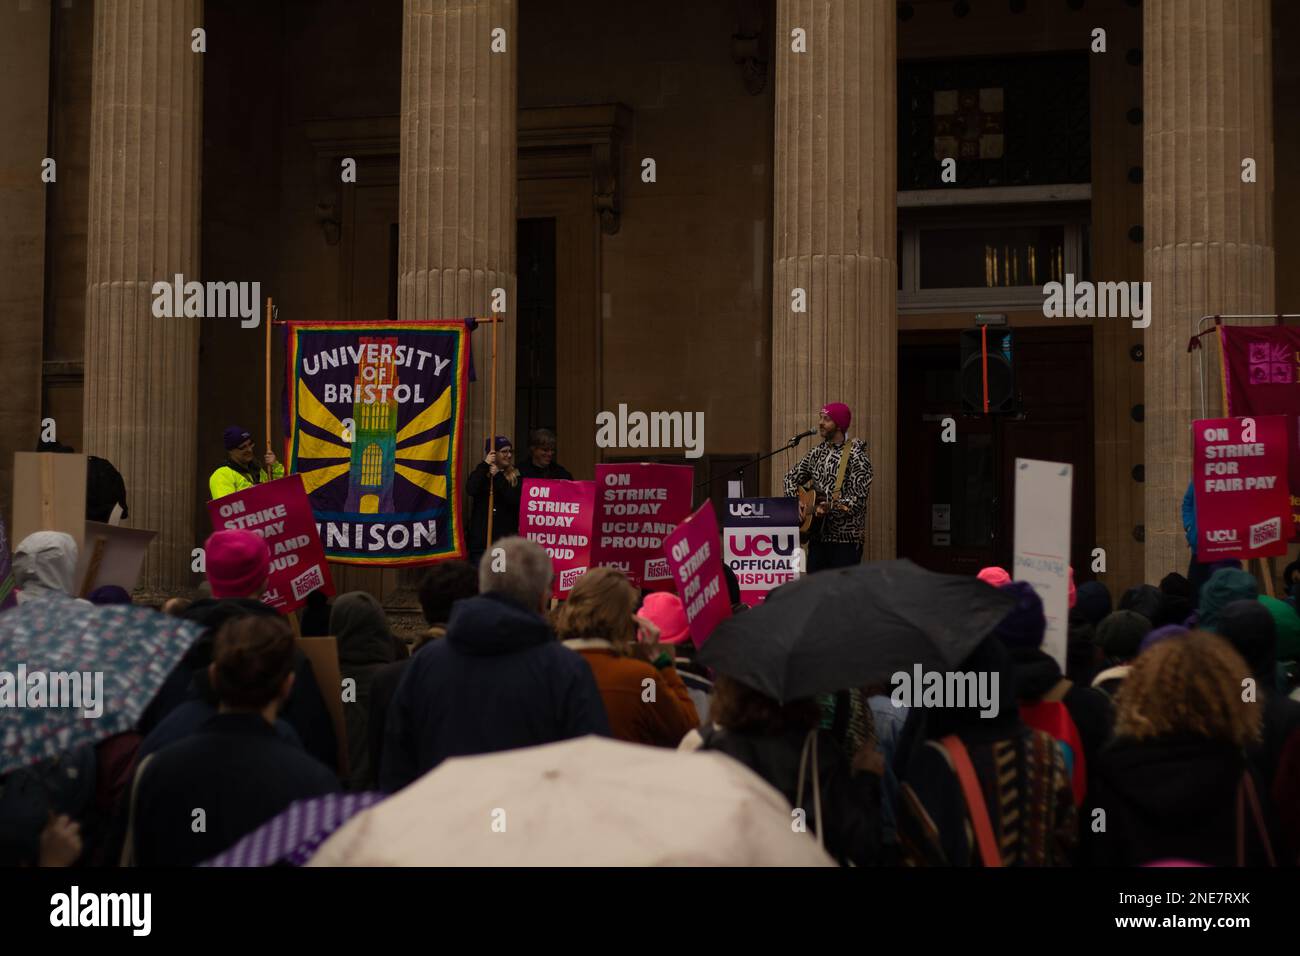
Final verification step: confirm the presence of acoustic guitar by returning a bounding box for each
[797,482,849,544]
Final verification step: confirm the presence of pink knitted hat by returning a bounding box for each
[639,591,691,646]
[205,530,271,599]
[977,566,1012,588]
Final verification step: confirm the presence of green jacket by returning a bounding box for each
[209,460,285,500]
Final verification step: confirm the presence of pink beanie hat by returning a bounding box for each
[977,566,1012,588]
[640,591,691,646]
[205,530,271,599]
[820,402,852,433]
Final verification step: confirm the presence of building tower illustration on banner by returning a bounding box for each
[345,336,399,514]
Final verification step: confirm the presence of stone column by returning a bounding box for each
[399,0,517,492]
[770,0,897,562]
[1144,0,1274,583]
[83,0,203,594]
[0,0,51,533]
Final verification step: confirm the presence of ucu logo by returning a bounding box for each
[1206,529,1238,543]
[730,532,797,557]
[728,502,767,517]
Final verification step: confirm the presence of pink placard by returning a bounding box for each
[518,479,597,598]
[207,474,335,613]
[663,502,732,647]
[591,463,694,590]
[1193,415,1291,561]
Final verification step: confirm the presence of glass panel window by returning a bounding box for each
[918,224,1065,289]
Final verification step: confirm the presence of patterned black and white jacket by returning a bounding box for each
[782,438,873,544]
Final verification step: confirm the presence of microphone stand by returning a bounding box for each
[694,432,816,495]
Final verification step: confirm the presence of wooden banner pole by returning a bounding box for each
[265,297,273,469]
[486,315,500,547]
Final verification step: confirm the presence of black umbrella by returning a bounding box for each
[697,559,1017,703]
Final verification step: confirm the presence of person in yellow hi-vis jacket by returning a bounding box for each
[209,425,284,500]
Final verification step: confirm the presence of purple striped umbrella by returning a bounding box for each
[201,791,386,867]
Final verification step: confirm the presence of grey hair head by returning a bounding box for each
[528,428,557,449]
[478,536,553,611]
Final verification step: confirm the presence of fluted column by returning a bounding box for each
[84,0,203,593]
[770,0,897,561]
[1144,0,1274,582]
[399,0,517,477]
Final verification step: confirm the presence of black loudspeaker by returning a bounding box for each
[960,327,1016,413]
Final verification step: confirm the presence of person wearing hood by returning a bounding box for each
[897,635,1077,866]
[992,582,1113,805]
[380,538,609,791]
[556,567,699,747]
[138,530,338,775]
[696,675,883,866]
[12,531,82,604]
[209,426,283,501]
[1089,610,1152,698]
[1211,599,1300,787]
[1118,584,1163,625]
[1066,580,1111,685]
[1082,631,1276,866]
[1074,581,1112,629]
[1195,566,1258,635]
[1259,594,1300,694]
[330,592,406,789]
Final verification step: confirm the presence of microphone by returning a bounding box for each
[788,428,817,445]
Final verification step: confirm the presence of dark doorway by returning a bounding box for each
[516,218,558,447]
[897,326,1095,580]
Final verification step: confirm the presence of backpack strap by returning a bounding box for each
[1237,771,1276,867]
[118,753,155,868]
[1043,678,1072,703]
[795,729,824,851]
[936,735,1003,867]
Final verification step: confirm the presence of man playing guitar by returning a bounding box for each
[782,402,873,572]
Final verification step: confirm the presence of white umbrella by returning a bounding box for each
[308,735,834,866]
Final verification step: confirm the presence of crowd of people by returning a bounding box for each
[3,428,1300,866]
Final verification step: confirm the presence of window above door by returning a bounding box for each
[898,196,1090,313]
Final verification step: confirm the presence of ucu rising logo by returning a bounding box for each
[1206,529,1238,543]
[730,532,798,557]
[728,502,767,518]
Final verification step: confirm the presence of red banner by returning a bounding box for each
[518,479,596,599]
[663,502,732,647]
[591,463,694,590]
[207,474,334,613]
[1219,326,1300,537]
[1192,416,1290,561]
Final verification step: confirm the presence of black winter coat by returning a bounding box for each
[131,713,339,866]
[140,598,339,774]
[1082,736,1278,866]
[466,463,521,554]
[379,594,610,791]
[698,725,881,866]
[518,460,574,482]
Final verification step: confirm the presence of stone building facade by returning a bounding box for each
[2,0,1298,604]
